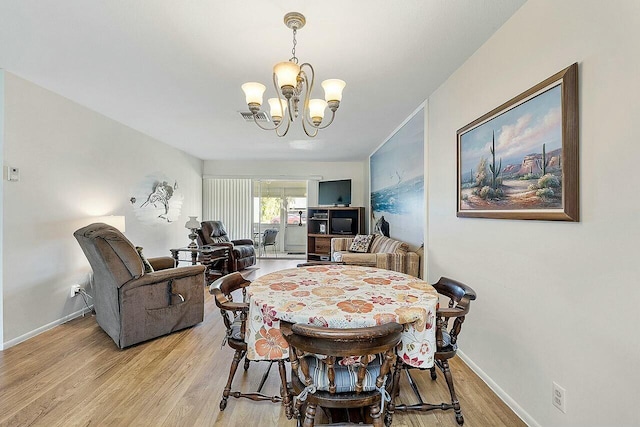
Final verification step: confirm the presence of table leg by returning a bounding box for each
[191,250,197,265]
[170,249,179,267]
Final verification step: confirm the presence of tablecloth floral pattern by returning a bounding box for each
[246,265,438,368]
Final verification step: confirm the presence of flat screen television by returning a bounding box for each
[331,217,353,234]
[318,179,352,206]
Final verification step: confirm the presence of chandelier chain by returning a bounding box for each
[290,28,298,64]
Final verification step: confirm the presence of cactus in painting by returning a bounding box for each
[475,157,488,187]
[535,143,550,176]
[489,131,502,189]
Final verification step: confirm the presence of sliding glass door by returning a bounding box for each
[253,180,307,258]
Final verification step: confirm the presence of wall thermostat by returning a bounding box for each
[7,166,19,182]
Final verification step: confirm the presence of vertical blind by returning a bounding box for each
[202,178,252,240]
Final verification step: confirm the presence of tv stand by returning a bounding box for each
[307,207,365,262]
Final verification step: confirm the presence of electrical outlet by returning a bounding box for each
[70,284,81,298]
[552,381,566,413]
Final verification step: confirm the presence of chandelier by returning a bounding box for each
[241,12,345,138]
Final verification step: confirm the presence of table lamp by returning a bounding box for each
[185,216,200,248]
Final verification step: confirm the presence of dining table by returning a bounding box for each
[246,264,439,368]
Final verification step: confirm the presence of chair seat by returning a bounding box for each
[299,354,383,393]
[233,244,255,258]
[440,330,457,352]
[230,317,243,340]
[227,317,247,350]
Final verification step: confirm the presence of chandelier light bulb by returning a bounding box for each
[268,98,287,124]
[308,99,327,125]
[273,61,301,94]
[241,82,266,113]
[322,79,346,103]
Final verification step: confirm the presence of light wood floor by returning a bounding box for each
[0,259,525,427]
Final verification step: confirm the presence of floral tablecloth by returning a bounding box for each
[246,265,438,368]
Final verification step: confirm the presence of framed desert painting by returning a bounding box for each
[457,63,578,221]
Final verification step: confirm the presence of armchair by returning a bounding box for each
[197,221,256,272]
[74,223,205,349]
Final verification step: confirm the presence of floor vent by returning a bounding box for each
[239,111,271,123]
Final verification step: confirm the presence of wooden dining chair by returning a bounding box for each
[210,272,291,417]
[388,277,476,425]
[282,321,403,427]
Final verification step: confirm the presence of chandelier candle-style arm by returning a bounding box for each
[299,66,343,133]
[251,109,291,135]
[240,12,345,138]
[241,80,291,133]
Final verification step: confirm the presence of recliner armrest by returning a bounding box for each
[147,256,176,271]
[231,239,254,246]
[205,242,234,250]
[121,265,205,289]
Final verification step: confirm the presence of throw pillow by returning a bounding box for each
[209,221,227,237]
[349,234,374,253]
[135,246,155,273]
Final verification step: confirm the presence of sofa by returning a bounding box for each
[196,220,256,272]
[331,234,420,277]
[74,223,205,348]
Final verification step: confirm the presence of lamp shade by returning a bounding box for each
[241,82,266,106]
[308,99,327,120]
[185,216,200,230]
[268,98,287,119]
[95,215,126,233]
[322,79,346,102]
[273,61,301,88]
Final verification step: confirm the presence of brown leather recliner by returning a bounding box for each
[197,221,256,272]
[74,223,205,349]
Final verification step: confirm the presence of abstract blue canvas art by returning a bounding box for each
[370,109,424,248]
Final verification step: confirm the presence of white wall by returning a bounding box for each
[2,72,203,346]
[426,1,640,426]
[204,159,367,208]
[0,71,4,347]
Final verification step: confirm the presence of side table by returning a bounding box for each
[170,246,230,283]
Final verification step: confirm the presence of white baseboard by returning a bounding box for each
[2,306,93,350]
[457,350,540,427]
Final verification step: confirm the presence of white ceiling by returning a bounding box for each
[0,0,526,161]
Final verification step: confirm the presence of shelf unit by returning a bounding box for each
[307,206,365,261]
